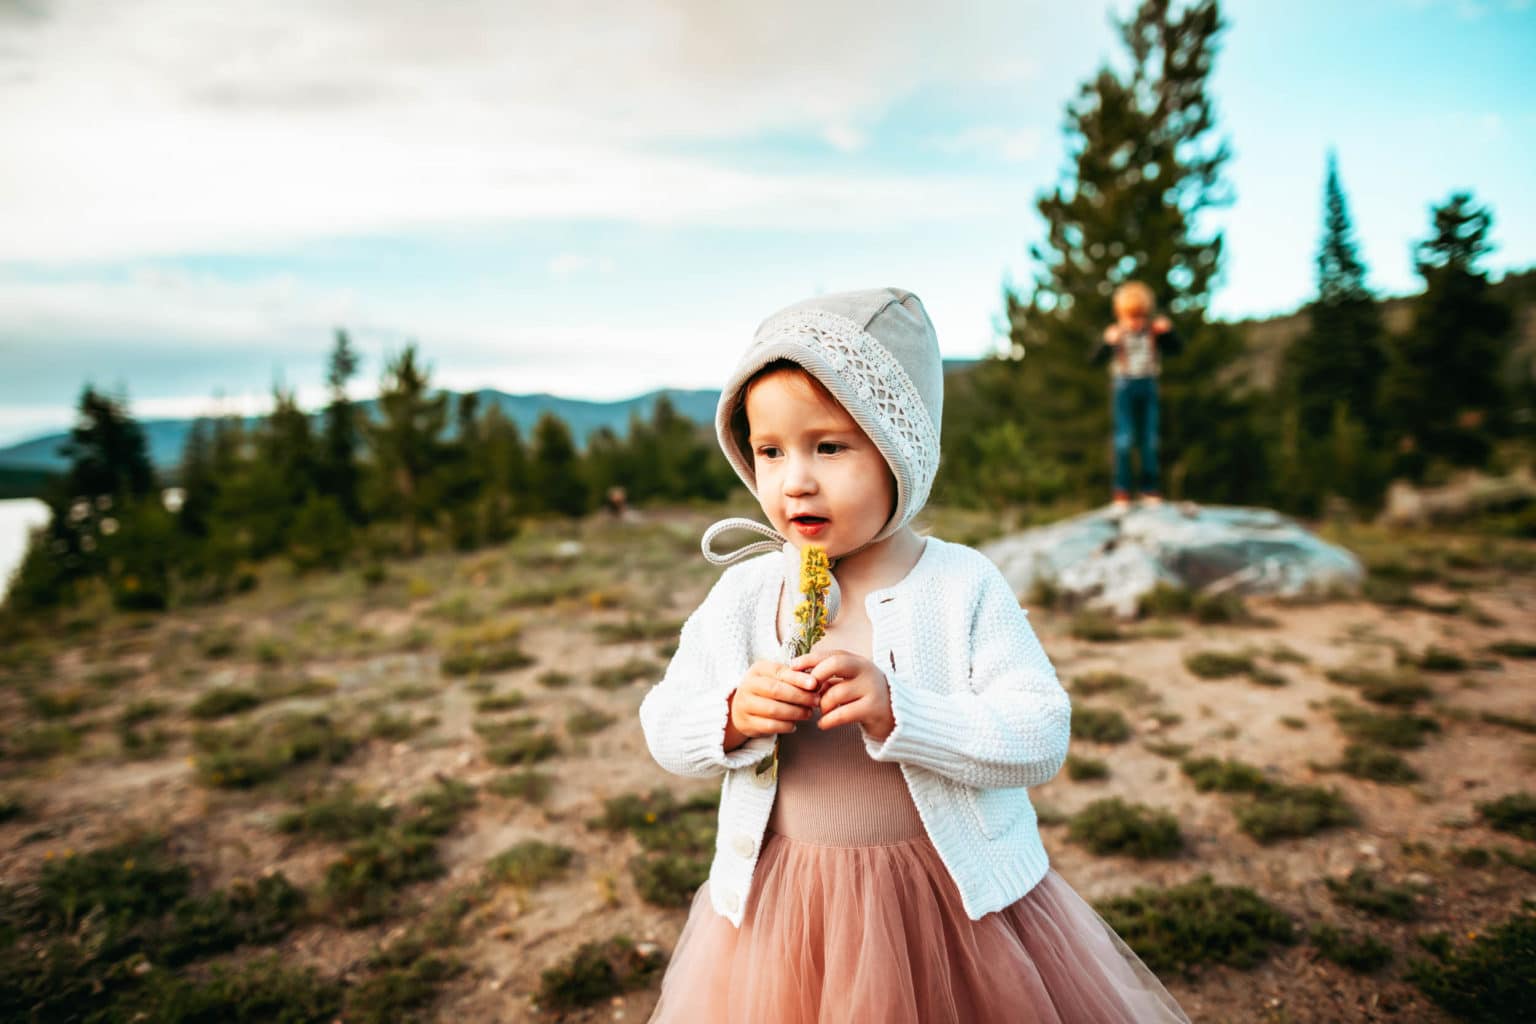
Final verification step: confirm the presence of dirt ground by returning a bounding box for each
[1,508,1532,1023]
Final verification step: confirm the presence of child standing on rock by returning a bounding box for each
[639,287,1189,1022]
[1092,281,1183,510]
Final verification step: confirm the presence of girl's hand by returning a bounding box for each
[792,651,896,742]
[728,660,819,741]
[1152,315,1172,333]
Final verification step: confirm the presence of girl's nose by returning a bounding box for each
[783,454,817,495]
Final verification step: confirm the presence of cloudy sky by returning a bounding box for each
[1,0,1532,446]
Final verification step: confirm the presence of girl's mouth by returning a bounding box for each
[789,515,829,537]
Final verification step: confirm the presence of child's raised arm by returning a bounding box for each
[863,566,1071,789]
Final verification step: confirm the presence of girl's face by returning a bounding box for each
[743,369,895,559]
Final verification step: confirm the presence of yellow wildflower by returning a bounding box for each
[789,546,831,659]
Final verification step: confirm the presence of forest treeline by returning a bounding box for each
[4,0,1533,619]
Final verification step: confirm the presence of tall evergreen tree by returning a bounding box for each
[946,0,1238,504]
[529,412,588,518]
[477,403,524,543]
[262,385,320,507]
[176,418,218,539]
[58,386,157,503]
[319,330,364,522]
[1380,192,1513,476]
[1276,152,1388,511]
[441,391,486,549]
[1282,152,1387,438]
[366,345,448,556]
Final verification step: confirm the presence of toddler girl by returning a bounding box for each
[640,288,1189,1022]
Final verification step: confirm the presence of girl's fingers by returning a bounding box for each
[819,680,861,716]
[772,679,818,706]
[818,696,864,731]
[809,653,863,685]
[746,694,815,721]
[774,665,818,690]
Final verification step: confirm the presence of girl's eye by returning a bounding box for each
[817,442,845,455]
[756,446,781,459]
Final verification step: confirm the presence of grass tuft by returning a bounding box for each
[1067,798,1183,859]
[1096,875,1295,977]
[536,936,667,1013]
[1408,904,1536,1023]
[485,840,575,888]
[1071,706,1132,744]
[1065,755,1110,781]
[1326,867,1422,921]
[1476,792,1536,841]
[1310,924,1394,973]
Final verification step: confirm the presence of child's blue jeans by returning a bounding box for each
[1112,375,1160,495]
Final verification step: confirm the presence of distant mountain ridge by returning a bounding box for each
[0,388,725,475]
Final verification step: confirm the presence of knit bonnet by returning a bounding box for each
[702,287,944,565]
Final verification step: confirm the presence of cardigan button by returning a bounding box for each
[732,833,757,859]
[720,888,741,915]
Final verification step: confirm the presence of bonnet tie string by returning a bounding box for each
[700,517,843,628]
[701,517,786,566]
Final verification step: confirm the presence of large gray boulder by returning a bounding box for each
[980,503,1363,618]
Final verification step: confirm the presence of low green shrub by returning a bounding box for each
[1326,867,1422,921]
[1339,743,1419,784]
[1184,650,1254,679]
[1324,666,1433,706]
[1069,610,1123,642]
[1236,784,1356,843]
[593,617,682,644]
[1408,902,1536,1022]
[488,769,555,804]
[1071,707,1131,744]
[1071,671,1152,702]
[1180,757,1270,794]
[278,787,396,841]
[486,841,574,889]
[1310,924,1393,973]
[1488,640,1536,659]
[1065,755,1109,781]
[188,687,264,721]
[192,713,356,789]
[590,789,718,908]
[1096,875,1295,976]
[535,936,666,1013]
[1331,701,1441,749]
[1476,792,1536,841]
[567,706,617,736]
[591,658,663,690]
[1067,798,1183,859]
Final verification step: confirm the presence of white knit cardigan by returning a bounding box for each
[638,537,1072,927]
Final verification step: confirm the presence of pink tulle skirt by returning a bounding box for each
[649,831,1189,1023]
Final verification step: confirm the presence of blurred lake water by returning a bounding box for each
[0,497,50,599]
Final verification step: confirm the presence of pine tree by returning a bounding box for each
[366,345,448,556]
[262,385,320,507]
[441,391,486,550]
[176,418,218,539]
[1380,192,1513,476]
[529,412,587,518]
[477,403,524,542]
[59,386,158,503]
[319,330,364,522]
[1282,153,1386,440]
[950,0,1236,503]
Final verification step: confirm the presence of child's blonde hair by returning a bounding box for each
[1112,281,1155,316]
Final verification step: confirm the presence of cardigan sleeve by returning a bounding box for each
[638,567,777,778]
[863,566,1071,788]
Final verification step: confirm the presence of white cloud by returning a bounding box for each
[548,253,617,278]
[934,125,1045,162]
[0,0,1065,262]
